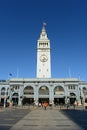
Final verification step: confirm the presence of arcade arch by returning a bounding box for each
[23,86,34,105]
[0,87,6,103]
[39,86,49,95]
[54,86,64,95]
[38,86,49,103]
[12,93,19,105]
[83,87,87,102]
[83,87,87,96]
[24,86,34,95]
[69,92,76,104]
[1,87,6,95]
[54,86,65,105]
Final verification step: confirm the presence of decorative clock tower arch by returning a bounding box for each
[36,23,51,78]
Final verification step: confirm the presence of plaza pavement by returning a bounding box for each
[10,106,87,130]
[0,106,31,130]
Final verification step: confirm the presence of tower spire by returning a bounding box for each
[43,22,46,28]
[39,22,48,40]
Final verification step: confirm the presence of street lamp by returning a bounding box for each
[4,91,6,108]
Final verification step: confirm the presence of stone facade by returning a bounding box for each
[0,78,87,106]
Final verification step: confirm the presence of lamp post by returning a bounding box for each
[8,74,12,104]
[4,91,6,108]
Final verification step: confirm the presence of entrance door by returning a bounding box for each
[54,98,65,105]
[39,98,49,104]
[12,98,18,106]
[23,98,34,105]
[70,98,76,104]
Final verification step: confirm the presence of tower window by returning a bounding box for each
[39,69,41,72]
[39,43,41,46]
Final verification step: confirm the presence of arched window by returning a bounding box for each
[12,93,19,97]
[39,86,49,95]
[54,86,64,95]
[83,87,87,95]
[1,87,6,95]
[70,92,76,97]
[24,86,34,95]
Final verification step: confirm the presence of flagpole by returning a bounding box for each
[78,73,80,80]
[68,67,71,78]
[8,73,12,80]
[17,68,19,78]
[6,73,12,108]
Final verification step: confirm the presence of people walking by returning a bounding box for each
[43,102,48,110]
[73,100,77,109]
[84,102,87,110]
[66,102,70,110]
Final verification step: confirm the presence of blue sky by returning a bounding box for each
[0,0,87,81]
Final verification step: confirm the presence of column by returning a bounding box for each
[49,82,54,104]
[34,82,39,105]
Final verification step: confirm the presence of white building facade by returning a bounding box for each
[0,25,87,106]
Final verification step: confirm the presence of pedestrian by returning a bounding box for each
[66,103,70,110]
[84,102,87,110]
[10,100,13,110]
[73,100,77,109]
[43,102,48,110]
[49,102,52,109]
[41,102,43,108]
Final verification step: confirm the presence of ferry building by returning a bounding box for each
[0,25,87,106]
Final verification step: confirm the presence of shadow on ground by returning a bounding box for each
[61,109,87,130]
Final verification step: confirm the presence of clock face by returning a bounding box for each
[40,55,48,62]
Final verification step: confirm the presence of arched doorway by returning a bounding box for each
[12,93,19,105]
[23,86,34,105]
[69,92,76,104]
[38,86,49,104]
[54,86,65,105]
[1,87,6,104]
[83,87,87,96]
[83,87,87,102]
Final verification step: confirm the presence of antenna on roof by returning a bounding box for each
[43,22,47,28]
[17,68,19,78]
[68,67,71,78]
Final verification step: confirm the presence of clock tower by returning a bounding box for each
[36,24,51,78]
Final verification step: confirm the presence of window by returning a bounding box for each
[68,85,76,89]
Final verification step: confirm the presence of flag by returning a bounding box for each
[9,73,12,76]
[43,22,47,26]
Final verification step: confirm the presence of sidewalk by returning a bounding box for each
[10,107,84,130]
